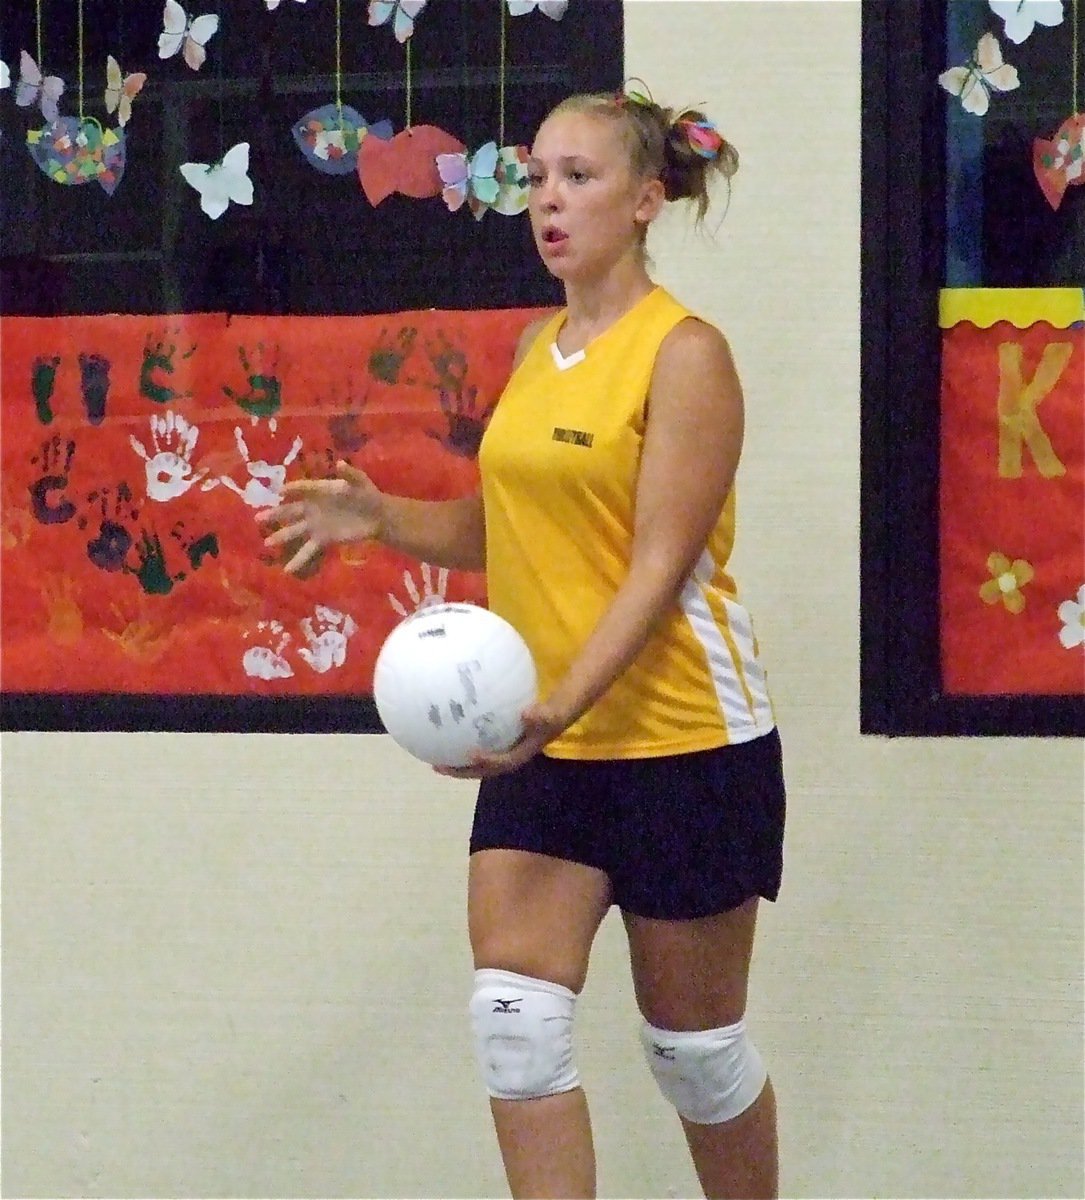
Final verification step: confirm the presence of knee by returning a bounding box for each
[469,968,580,1100]
[640,1017,767,1124]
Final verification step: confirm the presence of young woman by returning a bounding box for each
[261,88,785,1200]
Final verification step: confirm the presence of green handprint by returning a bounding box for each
[139,335,196,406]
[368,326,418,385]
[223,344,282,418]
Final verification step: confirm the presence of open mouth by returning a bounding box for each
[542,228,568,244]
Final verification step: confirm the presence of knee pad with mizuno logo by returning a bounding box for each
[469,968,579,1100]
[640,1017,767,1124]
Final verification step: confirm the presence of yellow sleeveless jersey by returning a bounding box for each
[478,286,775,759]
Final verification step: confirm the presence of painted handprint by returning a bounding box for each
[31,355,61,424]
[81,484,139,572]
[41,574,83,646]
[297,605,357,673]
[242,620,294,680]
[426,386,497,458]
[223,344,283,418]
[104,603,173,663]
[424,330,470,394]
[28,435,77,525]
[28,353,112,425]
[368,325,418,385]
[388,562,449,618]
[139,333,196,406]
[208,423,303,508]
[129,411,208,501]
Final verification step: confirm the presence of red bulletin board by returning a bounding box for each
[939,289,1085,696]
[0,307,546,701]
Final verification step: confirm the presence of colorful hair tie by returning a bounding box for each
[676,117,725,160]
[614,78,654,109]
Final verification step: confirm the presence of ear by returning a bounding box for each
[634,176,665,225]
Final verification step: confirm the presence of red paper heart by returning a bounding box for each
[357,124,465,205]
[1032,112,1085,212]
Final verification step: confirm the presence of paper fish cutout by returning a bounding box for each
[1033,112,1085,210]
[506,0,568,18]
[988,0,1063,44]
[292,103,393,175]
[179,141,253,218]
[15,51,65,126]
[368,0,428,43]
[265,0,306,7]
[938,32,1019,116]
[27,117,126,193]
[357,124,465,204]
[492,145,530,215]
[105,56,147,128]
[0,60,10,90]
[159,1,220,71]
[438,141,503,219]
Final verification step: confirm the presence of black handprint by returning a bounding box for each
[424,331,469,394]
[426,387,497,459]
[78,353,112,426]
[368,326,418,385]
[28,436,77,525]
[223,344,282,418]
[82,484,139,572]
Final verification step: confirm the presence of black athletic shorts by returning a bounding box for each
[469,728,785,920]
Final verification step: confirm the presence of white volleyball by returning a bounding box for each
[372,602,538,767]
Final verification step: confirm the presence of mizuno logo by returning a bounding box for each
[651,1043,676,1060]
[552,427,594,447]
[492,998,522,1014]
[418,627,446,638]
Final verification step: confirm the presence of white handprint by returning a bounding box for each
[388,562,449,618]
[208,423,303,508]
[242,620,294,680]
[297,604,357,673]
[129,411,207,502]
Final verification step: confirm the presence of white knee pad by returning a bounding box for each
[640,1017,767,1125]
[469,969,580,1101]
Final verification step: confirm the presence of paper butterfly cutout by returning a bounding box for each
[368,0,428,44]
[105,56,147,128]
[179,141,253,219]
[27,117,126,194]
[0,60,10,90]
[292,103,393,175]
[938,33,1019,116]
[506,0,568,18]
[988,0,1063,44]
[438,141,502,219]
[159,1,220,72]
[1033,112,1085,210]
[265,0,306,7]
[357,124,465,204]
[15,51,65,126]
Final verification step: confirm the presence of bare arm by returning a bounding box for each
[261,314,553,574]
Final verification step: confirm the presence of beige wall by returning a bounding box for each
[2,4,1082,1197]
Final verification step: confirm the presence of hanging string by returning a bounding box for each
[334,0,343,127]
[35,0,43,70]
[498,0,507,148]
[1073,0,1080,112]
[405,38,412,129]
[76,0,84,120]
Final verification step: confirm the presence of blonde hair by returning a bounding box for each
[544,88,739,224]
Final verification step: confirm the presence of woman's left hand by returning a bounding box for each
[433,701,569,779]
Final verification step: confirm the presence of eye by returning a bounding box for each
[568,169,589,183]
[526,172,544,187]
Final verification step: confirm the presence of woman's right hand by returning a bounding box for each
[257,461,385,574]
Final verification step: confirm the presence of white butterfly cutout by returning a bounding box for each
[938,32,1019,116]
[507,0,568,17]
[15,50,65,125]
[368,0,428,44]
[0,59,10,90]
[179,141,254,219]
[265,0,306,8]
[159,1,220,71]
[988,0,1064,44]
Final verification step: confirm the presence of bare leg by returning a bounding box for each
[469,849,612,1199]
[624,898,778,1200]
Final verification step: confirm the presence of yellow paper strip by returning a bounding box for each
[939,288,1085,330]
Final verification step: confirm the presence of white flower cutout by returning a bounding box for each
[265,0,306,8]
[179,141,254,219]
[939,32,1019,116]
[988,0,1064,44]
[1057,585,1085,649]
[0,59,10,89]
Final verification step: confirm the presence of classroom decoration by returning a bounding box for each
[0,59,10,89]
[15,50,64,126]
[265,0,306,8]
[179,141,254,218]
[1033,111,1085,208]
[988,0,1064,42]
[104,55,146,128]
[437,141,501,218]
[158,1,219,71]
[367,0,428,43]
[507,0,568,17]
[939,288,1084,695]
[293,104,392,174]
[938,32,1019,115]
[357,124,464,203]
[0,308,550,698]
[27,116,126,192]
